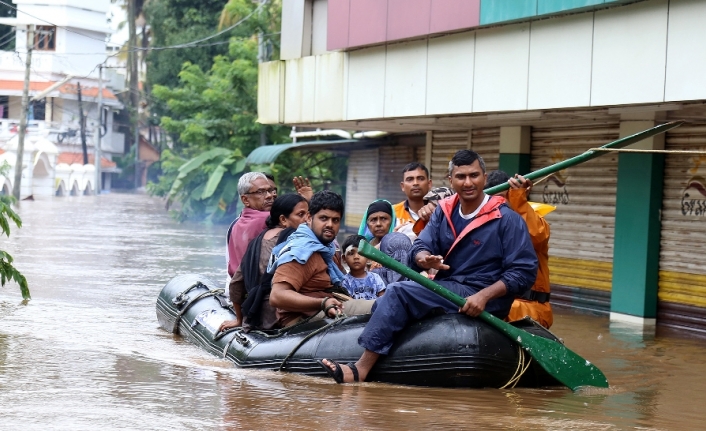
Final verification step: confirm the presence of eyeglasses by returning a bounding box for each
[245,187,278,197]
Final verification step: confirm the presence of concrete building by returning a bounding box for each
[258,0,706,334]
[0,0,124,198]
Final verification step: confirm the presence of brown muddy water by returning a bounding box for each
[0,193,705,430]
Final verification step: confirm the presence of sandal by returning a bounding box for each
[316,358,359,383]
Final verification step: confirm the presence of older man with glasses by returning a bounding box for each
[226,172,279,278]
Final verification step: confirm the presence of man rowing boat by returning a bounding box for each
[318,150,538,383]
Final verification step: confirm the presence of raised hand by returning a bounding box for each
[293,176,313,200]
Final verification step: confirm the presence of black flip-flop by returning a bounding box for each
[316,359,359,383]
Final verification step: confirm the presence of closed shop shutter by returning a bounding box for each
[345,148,379,230]
[429,128,499,186]
[430,130,469,186]
[658,124,706,331]
[416,143,426,172]
[378,145,416,204]
[530,121,620,295]
[471,127,500,172]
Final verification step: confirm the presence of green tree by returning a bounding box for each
[0,164,29,300]
[152,38,272,157]
[148,0,348,222]
[144,0,231,91]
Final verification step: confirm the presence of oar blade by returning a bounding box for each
[481,312,609,390]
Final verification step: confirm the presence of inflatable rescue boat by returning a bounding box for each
[157,274,562,388]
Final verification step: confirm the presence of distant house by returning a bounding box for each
[0,0,124,198]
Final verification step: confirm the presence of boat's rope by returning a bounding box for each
[500,346,533,389]
[278,313,348,372]
[588,148,706,155]
[172,282,205,307]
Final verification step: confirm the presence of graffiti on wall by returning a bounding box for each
[681,155,706,216]
[542,149,570,205]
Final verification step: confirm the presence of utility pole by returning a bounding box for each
[258,0,266,147]
[95,65,103,195]
[12,25,34,201]
[77,82,88,165]
[128,0,140,188]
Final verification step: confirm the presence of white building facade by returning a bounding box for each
[0,0,124,198]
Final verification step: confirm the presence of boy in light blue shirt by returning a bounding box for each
[341,235,386,300]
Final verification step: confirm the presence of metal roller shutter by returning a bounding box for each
[471,127,500,172]
[530,121,620,294]
[378,146,415,204]
[345,148,379,230]
[658,124,706,331]
[429,128,499,186]
[430,130,469,186]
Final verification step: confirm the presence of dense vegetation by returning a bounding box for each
[144,0,347,222]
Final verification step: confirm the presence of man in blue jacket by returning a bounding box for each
[318,150,538,383]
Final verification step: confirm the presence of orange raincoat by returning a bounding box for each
[506,188,553,328]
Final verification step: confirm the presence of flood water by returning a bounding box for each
[0,193,705,430]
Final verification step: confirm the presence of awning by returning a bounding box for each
[245,139,381,165]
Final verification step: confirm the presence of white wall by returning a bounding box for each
[311,0,328,56]
[665,0,706,101]
[281,0,312,60]
[527,13,593,109]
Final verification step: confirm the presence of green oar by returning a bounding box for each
[357,240,609,391]
[484,120,684,195]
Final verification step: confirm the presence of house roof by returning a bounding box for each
[58,152,117,169]
[0,80,118,101]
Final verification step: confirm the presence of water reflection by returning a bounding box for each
[0,194,704,429]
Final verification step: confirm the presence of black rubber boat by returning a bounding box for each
[157,274,562,388]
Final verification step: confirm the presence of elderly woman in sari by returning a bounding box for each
[358,199,412,285]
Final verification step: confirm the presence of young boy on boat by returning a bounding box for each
[341,234,387,300]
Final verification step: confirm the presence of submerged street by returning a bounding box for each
[0,193,704,430]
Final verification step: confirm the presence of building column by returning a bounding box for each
[498,126,531,175]
[610,119,665,328]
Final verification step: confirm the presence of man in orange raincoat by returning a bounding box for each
[486,170,553,328]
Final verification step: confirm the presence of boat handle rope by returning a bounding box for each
[499,346,532,390]
[171,288,225,334]
[278,314,348,372]
[213,326,240,342]
[172,282,206,307]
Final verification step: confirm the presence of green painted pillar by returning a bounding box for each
[610,120,665,325]
[498,126,531,175]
